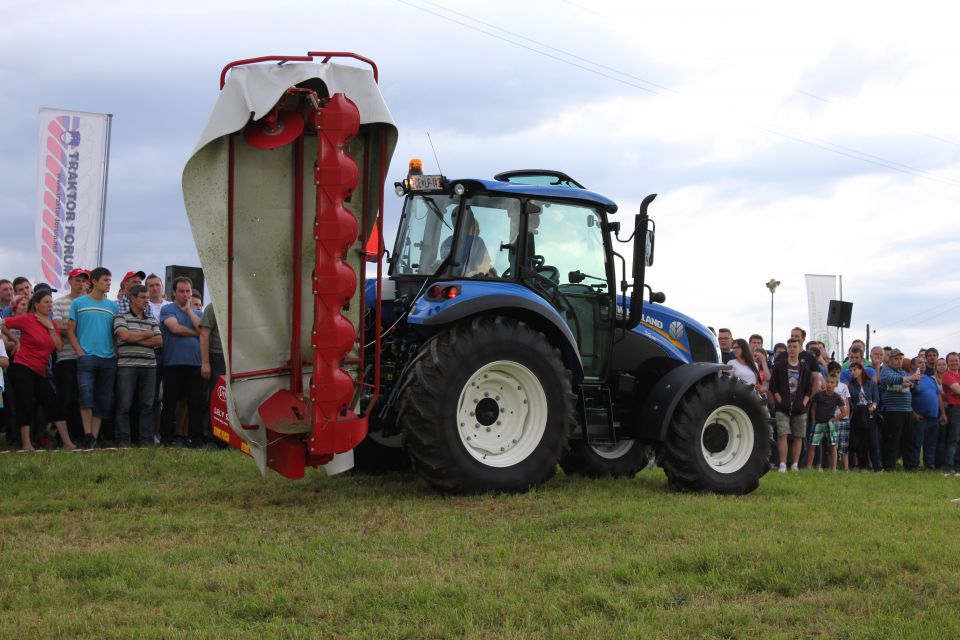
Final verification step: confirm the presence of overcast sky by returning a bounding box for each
[2,0,958,354]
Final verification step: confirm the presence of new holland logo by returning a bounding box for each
[669,321,685,341]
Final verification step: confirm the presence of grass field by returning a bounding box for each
[2,449,959,639]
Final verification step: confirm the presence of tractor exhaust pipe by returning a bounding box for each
[628,193,657,330]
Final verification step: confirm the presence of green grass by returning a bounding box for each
[2,450,959,639]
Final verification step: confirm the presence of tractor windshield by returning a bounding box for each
[393,194,522,279]
[393,194,460,276]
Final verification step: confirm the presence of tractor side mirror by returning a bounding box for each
[569,270,586,284]
[644,229,655,267]
[649,290,666,304]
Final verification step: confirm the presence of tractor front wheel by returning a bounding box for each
[397,317,576,493]
[661,375,770,495]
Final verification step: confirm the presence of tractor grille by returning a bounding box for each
[687,329,719,364]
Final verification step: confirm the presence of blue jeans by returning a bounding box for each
[76,355,117,418]
[115,366,157,445]
[943,406,960,473]
[913,416,939,469]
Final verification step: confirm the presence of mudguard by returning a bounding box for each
[406,280,584,378]
[633,362,730,443]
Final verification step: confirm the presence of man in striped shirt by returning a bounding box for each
[113,285,162,447]
[879,348,924,471]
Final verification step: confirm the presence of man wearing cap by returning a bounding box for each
[53,269,89,441]
[878,348,924,471]
[116,271,146,315]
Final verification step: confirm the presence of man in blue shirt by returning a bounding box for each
[158,276,204,447]
[68,267,119,449]
[910,355,945,470]
[0,279,13,318]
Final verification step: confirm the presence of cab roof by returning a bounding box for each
[450,178,618,213]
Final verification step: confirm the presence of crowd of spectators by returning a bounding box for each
[717,326,960,476]
[3,271,958,478]
[0,268,222,452]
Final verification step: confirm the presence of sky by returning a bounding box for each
[2,0,958,356]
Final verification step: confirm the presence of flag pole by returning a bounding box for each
[96,113,113,266]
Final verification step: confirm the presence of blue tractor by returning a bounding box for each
[359,164,770,494]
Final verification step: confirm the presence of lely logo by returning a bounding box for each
[669,321,685,341]
[217,385,227,402]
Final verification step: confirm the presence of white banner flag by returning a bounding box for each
[35,108,112,289]
[805,274,839,360]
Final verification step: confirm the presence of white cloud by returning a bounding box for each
[1,0,959,354]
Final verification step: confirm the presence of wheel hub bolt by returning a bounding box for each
[486,427,491,432]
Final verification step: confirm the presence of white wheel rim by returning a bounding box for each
[700,405,754,474]
[456,360,547,467]
[590,440,636,460]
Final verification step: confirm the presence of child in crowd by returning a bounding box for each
[807,375,848,471]
[827,361,852,469]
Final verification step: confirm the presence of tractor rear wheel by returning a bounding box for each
[661,375,770,495]
[397,316,576,493]
[561,439,652,478]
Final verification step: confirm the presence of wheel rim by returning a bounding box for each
[456,360,547,467]
[700,405,754,474]
[590,440,636,460]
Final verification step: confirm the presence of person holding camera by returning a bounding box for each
[878,348,924,471]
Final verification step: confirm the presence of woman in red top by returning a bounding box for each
[2,290,76,452]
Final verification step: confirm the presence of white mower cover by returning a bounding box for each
[182,62,397,473]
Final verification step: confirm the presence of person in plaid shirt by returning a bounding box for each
[115,270,146,315]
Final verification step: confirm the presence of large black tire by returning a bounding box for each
[396,316,576,493]
[661,375,770,495]
[350,432,410,474]
[561,440,653,478]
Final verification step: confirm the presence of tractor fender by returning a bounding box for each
[406,280,583,378]
[633,362,730,443]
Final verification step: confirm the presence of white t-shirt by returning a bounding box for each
[834,381,850,420]
[148,299,166,320]
[728,359,758,385]
[0,338,7,391]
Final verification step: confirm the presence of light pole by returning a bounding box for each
[765,278,780,349]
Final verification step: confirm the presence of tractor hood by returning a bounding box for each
[618,296,720,364]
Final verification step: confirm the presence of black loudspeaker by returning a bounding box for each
[827,300,852,328]
[164,265,205,302]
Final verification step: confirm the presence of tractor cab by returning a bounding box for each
[389,163,621,379]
